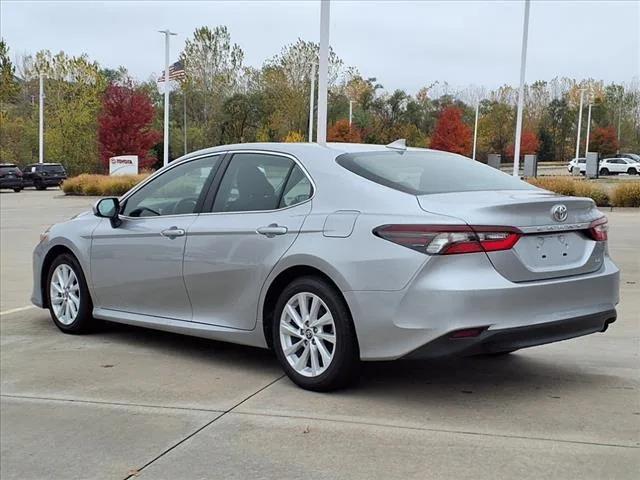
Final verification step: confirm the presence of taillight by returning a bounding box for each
[373,225,521,255]
[586,216,608,242]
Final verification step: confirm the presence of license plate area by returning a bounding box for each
[513,231,589,270]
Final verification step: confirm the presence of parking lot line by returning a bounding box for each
[0,306,35,316]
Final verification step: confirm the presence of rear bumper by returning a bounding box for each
[404,309,616,359]
[0,179,23,188]
[345,253,620,360]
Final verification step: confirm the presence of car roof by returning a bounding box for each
[181,141,435,164]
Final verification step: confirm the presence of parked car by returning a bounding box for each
[0,163,24,192]
[22,162,67,190]
[619,153,640,163]
[567,157,586,174]
[31,143,619,391]
[599,157,640,176]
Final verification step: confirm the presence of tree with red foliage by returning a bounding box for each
[588,126,619,157]
[507,130,540,157]
[98,84,162,172]
[328,119,363,143]
[429,107,472,156]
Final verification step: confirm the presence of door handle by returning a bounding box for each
[160,227,186,239]
[256,224,288,237]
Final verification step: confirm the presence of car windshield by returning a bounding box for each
[336,150,536,195]
[623,153,640,162]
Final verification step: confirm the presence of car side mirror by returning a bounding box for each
[93,197,122,228]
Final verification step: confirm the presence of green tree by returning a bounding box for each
[0,39,19,105]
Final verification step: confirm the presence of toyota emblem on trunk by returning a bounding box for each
[551,204,568,222]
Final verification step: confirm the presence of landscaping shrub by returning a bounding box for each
[527,177,609,206]
[572,182,609,207]
[62,174,148,196]
[610,182,640,207]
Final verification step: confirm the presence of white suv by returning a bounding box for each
[567,157,586,174]
[599,157,640,176]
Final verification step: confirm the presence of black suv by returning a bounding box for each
[22,163,67,190]
[0,164,24,192]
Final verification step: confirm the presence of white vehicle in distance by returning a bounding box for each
[567,157,586,174]
[599,157,640,176]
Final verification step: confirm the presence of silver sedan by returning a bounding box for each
[32,143,620,391]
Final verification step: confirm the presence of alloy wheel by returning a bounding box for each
[50,263,80,325]
[279,292,336,377]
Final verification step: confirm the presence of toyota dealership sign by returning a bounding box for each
[109,155,138,176]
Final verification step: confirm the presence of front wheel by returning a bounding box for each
[13,188,22,192]
[273,277,360,391]
[628,168,638,175]
[47,253,94,333]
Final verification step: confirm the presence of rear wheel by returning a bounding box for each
[600,168,609,176]
[13,187,21,192]
[273,276,360,391]
[35,181,46,190]
[46,253,93,333]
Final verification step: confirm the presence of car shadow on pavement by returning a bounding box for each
[95,320,599,399]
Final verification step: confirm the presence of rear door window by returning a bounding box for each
[337,150,535,195]
[212,153,296,212]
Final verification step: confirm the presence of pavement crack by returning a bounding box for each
[122,374,285,480]
[0,394,223,414]
[229,410,640,450]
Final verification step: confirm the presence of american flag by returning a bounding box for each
[157,60,186,82]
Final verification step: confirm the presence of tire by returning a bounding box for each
[13,188,22,192]
[628,168,637,175]
[46,253,94,334]
[600,168,609,176]
[273,276,360,391]
[35,180,46,190]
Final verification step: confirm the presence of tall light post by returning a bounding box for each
[308,63,316,142]
[159,29,177,167]
[616,90,623,154]
[38,73,44,164]
[574,87,587,159]
[512,0,531,177]
[584,101,593,156]
[472,102,480,161]
[316,0,330,145]
[349,100,354,127]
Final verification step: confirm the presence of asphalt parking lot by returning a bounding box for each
[1,189,639,480]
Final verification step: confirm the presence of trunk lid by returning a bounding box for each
[417,190,605,282]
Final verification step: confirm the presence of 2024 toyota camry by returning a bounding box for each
[32,142,620,391]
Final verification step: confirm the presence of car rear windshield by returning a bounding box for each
[336,150,536,195]
[43,164,66,174]
[0,166,19,174]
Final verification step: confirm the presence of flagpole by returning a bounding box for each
[308,62,316,142]
[183,91,187,155]
[159,29,177,167]
[316,0,330,145]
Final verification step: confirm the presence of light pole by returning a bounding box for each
[585,101,593,156]
[616,90,623,154]
[316,0,330,145]
[159,29,177,167]
[574,87,586,159]
[38,73,44,164]
[308,63,316,142]
[349,100,354,127]
[512,0,531,177]
[472,102,480,161]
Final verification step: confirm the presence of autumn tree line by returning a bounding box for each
[1,26,639,175]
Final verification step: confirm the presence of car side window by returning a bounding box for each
[212,153,295,212]
[122,156,219,217]
[279,165,313,208]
